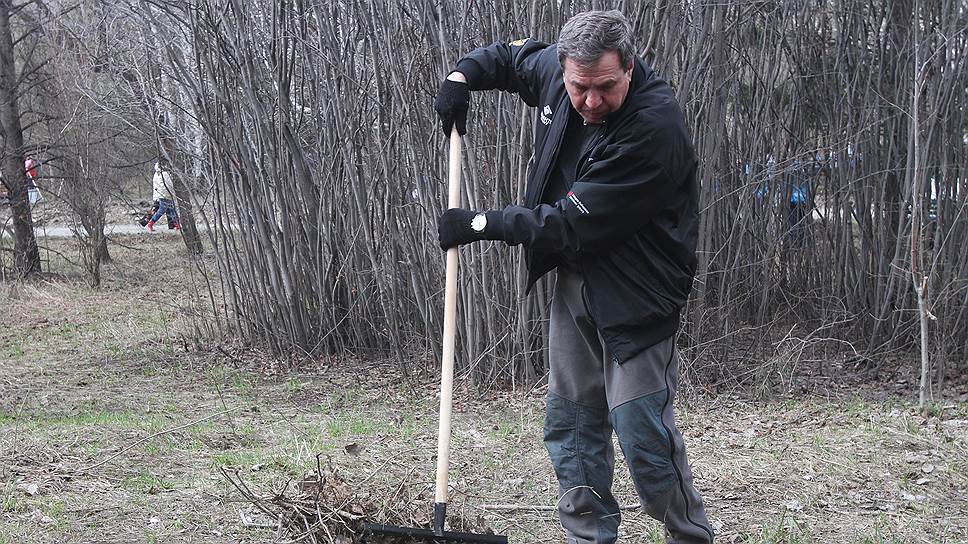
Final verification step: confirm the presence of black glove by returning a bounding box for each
[434,78,469,136]
[437,209,505,250]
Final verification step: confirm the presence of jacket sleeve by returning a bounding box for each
[453,39,555,107]
[499,111,697,254]
[162,172,174,199]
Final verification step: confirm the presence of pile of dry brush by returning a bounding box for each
[222,455,499,543]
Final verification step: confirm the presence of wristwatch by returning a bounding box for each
[470,213,487,233]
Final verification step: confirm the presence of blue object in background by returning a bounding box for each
[790,181,809,205]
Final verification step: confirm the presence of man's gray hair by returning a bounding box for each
[557,10,635,69]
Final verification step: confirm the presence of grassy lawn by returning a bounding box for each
[0,236,965,543]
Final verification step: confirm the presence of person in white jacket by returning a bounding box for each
[146,161,180,231]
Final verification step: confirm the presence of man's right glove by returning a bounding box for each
[434,78,469,136]
[437,209,505,250]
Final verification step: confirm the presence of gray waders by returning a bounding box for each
[544,268,714,544]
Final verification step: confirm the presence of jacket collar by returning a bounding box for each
[601,57,654,126]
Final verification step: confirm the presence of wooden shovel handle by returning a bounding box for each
[434,127,462,505]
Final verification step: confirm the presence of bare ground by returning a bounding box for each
[1,238,966,544]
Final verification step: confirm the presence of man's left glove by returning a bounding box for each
[437,209,505,250]
[434,79,470,136]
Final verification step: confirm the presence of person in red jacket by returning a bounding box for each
[24,156,42,206]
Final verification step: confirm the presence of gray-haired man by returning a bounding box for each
[435,10,713,544]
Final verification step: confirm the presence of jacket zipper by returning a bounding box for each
[577,120,621,364]
[529,95,571,207]
[577,121,608,178]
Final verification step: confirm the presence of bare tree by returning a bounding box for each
[29,1,114,286]
[0,0,40,278]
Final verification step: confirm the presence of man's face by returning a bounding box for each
[563,50,632,125]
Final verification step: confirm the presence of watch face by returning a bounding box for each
[471,213,487,232]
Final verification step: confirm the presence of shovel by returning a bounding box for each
[362,128,507,543]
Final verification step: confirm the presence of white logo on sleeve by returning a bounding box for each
[540,105,553,125]
[568,191,590,215]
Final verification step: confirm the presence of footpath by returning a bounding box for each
[0,223,178,239]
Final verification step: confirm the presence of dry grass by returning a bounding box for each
[0,237,966,543]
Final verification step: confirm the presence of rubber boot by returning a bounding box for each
[146,220,155,232]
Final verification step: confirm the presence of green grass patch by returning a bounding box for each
[2,343,24,359]
[66,410,162,429]
[488,412,528,440]
[326,412,375,438]
[395,416,418,439]
[32,497,70,532]
[743,513,813,543]
[121,471,176,495]
[211,449,264,468]
[0,409,170,437]
[183,436,207,451]
[640,525,664,543]
[284,376,308,397]
[76,440,102,458]
[0,482,25,514]
[50,321,81,340]
[857,527,905,544]
[208,364,255,398]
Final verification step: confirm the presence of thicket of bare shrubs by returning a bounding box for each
[4,1,966,400]
[156,1,967,397]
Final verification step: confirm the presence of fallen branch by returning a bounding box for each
[221,467,281,522]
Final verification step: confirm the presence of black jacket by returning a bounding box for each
[455,39,698,363]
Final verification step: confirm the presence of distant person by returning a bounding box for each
[787,163,810,246]
[138,201,160,228]
[146,161,180,231]
[24,156,42,206]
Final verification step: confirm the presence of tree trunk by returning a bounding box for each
[910,2,931,414]
[97,239,111,264]
[161,138,203,256]
[0,0,39,278]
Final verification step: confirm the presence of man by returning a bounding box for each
[787,162,811,246]
[434,10,713,544]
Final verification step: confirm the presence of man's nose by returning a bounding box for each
[585,93,602,110]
